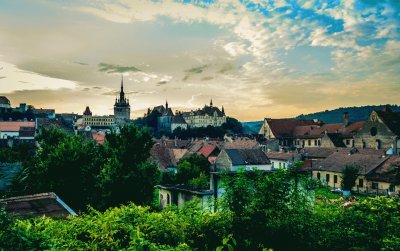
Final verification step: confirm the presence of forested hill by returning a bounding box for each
[296,105,400,124]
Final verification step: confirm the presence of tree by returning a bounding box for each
[97,125,160,208]
[341,165,360,192]
[222,117,243,134]
[176,154,210,185]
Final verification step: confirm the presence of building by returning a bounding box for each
[366,155,400,194]
[156,184,213,210]
[114,78,131,125]
[311,148,388,192]
[0,121,35,139]
[82,106,115,128]
[0,96,11,109]
[171,114,187,133]
[354,106,400,154]
[157,101,174,132]
[32,108,56,119]
[266,151,301,169]
[214,148,271,172]
[181,100,226,128]
[0,192,77,218]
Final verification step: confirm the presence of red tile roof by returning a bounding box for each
[266,119,318,138]
[198,144,218,158]
[0,121,35,132]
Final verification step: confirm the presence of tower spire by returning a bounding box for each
[166,99,168,110]
[119,75,125,102]
[210,99,213,107]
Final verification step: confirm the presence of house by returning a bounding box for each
[157,101,174,132]
[0,121,35,139]
[181,100,226,128]
[171,114,187,133]
[32,108,56,119]
[312,148,388,192]
[214,148,271,172]
[366,155,400,194]
[266,151,301,169]
[0,192,77,218]
[354,106,400,154]
[156,184,213,210]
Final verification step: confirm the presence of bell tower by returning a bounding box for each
[114,76,131,125]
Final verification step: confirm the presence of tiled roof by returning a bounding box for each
[326,133,346,147]
[292,121,365,137]
[223,140,259,149]
[266,118,318,138]
[300,147,342,159]
[367,155,400,183]
[266,151,298,161]
[376,110,400,136]
[169,149,188,166]
[0,121,35,132]
[316,150,388,175]
[198,144,219,158]
[182,106,225,117]
[83,106,92,116]
[0,192,77,218]
[36,118,74,133]
[225,149,270,166]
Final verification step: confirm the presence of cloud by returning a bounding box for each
[98,63,141,73]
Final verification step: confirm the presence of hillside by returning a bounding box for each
[296,105,400,124]
[242,121,263,134]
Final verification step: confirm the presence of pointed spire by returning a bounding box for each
[210,99,213,107]
[165,100,168,110]
[222,105,225,114]
[119,75,125,102]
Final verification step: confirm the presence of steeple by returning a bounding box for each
[210,99,213,107]
[119,75,125,102]
[165,100,168,110]
[222,105,225,114]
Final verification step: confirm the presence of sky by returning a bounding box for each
[0,0,399,121]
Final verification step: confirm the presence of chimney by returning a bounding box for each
[343,112,349,127]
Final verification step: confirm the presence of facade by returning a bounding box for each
[114,78,131,125]
[170,114,187,133]
[0,96,11,109]
[214,148,271,172]
[157,101,174,132]
[181,100,226,128]
[156,184,213,210]
[266,151,301,169]
[82,106,115,128]
[354,106,400,154]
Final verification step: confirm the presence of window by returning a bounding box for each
[308,140,311,146]
[346,139,350,145]
[326,174,330,183]
[370,127,378,136]
[318,140,321,146]
[372,183,378,190]
[334,175,337,184]
[359,178,364,187]
[314,140,317,146]
[317,172,321,180]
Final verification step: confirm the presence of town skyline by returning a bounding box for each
[0,0,399,121]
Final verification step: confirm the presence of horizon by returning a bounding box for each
[0,0,399,121]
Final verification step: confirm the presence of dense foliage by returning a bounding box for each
[12,125,159,211]
[341,165,360,191]
[0,143,35,163]
[2,168,400,250]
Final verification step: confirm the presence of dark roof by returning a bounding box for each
[316,150,388,175]
[266,118,318,138]
[182,105,225,117]
[301,147,342,159]
[225,149,270,165]
[0,96,10,105]
[266,151,298,161]
[19,126,35,137]
[171,115,187,124]
[32,108,55,114]
[326,133,346,147]
[223,140,259,149]
[376,110,400,136]
[162,108,174,116]
[83,106,92,116]
[36,118,74,133]
[367,155,400,183]
[0,192,77,218]
[156,184,213,195]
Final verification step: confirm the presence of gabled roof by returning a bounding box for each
[0,192,77,218]
[225,149,270,166]
[376,110,400,136]
[182,105,225,117]
[266,118,318,138]
[0,96,10,105]
[266,151,298,161]
[316,149,388,175]
[0,121,35,132]
[171,115,187,124]
[162,108,174,116]
[223,140,259,149]
[367,155,400,183]
[301,147,342,159]
[326,133,346,147]
[198,144,219,158]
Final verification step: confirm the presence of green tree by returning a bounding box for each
[341,165,360,192]
[222,117,243,134]
[97,125,159,208]
[176,154,210,185]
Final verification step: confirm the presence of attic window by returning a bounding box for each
[370,127,377,136]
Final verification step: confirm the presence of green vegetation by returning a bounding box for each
[0,143,35,163]
[12,125,159,211]
[2,169,400,250]
[341,165,360,191]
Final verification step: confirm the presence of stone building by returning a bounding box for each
[354,106,400,155]
[181,100,226,128]
[114,78,130,125]
[82,106,115,128]
[157,101,174,132]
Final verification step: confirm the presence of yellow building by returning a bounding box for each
[82,106,115,127]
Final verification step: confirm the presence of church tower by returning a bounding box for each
[114,77,131,125]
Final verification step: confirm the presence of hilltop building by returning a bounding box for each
[181,100,226,129]
[82,106,115,128]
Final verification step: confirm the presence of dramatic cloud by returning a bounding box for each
[0,0,398,121]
